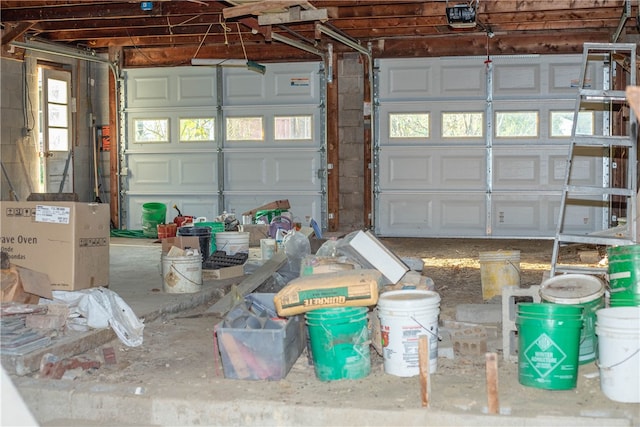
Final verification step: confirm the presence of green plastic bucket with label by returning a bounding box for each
[516,303,583,390]
[607,244,640,300]
[305,307,370,381]
[540,274,604,364]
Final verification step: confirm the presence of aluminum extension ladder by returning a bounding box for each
[550,43,638,276]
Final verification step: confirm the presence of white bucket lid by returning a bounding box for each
[540,274,605,304]
[378,289,441,309]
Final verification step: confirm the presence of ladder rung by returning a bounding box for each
[553,265,607,275]
[565,186,635,197]
[573,135,634,147]
[557,233,635,246]
[579,89,627,101]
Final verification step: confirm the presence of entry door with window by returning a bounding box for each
[38,67,73,193]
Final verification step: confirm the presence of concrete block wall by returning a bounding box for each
[0,58,40,201]
[337,52,365,231]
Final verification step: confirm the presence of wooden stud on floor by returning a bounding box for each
[418,335,430,407]
[485,352,499,414]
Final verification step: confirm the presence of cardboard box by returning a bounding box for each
[239,224,270,247]
[161,236,200,254]
[216,293,305,380]
[336,230,409,284]
[202,264,245,280]
[0,202,110,291]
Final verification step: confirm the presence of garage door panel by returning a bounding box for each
[377,193,486,237]
[129,76,170,106]
[275,155,318,188]
[379,149,432,188]
[225,151,319,191]
[441,64,485,97]
[128,156,171,189]
[493,147,568,190]
[441,154,485,188]
[177,75,216,103]
[178,157,217,186]
[495,64,540,94]
[225,154,268,189]
[379,148,485,190]
[491,194,558,237]
[555,198,604,234]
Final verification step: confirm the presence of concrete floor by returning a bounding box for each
[4,238,639,426]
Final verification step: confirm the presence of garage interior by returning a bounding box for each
[1,1,640,426]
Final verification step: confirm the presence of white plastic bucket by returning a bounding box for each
[215,232,250,255]
[595,306,640,403]
[479,250,520,300]
[377,290,441,377]
[161,254,202,293]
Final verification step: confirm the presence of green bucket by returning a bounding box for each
[540,274,604,364]
[305,307,370,381]
[141,202,167,238]
[607,244,640,300]
[195,221,225,254]
[610,293,640,307]
[516,303,583,390]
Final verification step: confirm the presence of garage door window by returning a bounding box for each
[134,119,169,143]
[274,115,312,140]
[495,111,538,138]
[179,118,215,142]
[442,112,483,138]
[389,113,430,138]
[226,116,263,141]
[550,111,594,137]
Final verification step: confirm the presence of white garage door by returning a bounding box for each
[374,55,606,238]
[122,63,325,230]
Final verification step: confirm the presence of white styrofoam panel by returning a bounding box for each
[376,192,486,237]
[378,147,485,190]
[224,151,319,191]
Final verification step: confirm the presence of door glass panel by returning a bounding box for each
[48,104,68,127]
[47,78,68,103]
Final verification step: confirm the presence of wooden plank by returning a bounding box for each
[486,352,499,414]
[206,252,287,315]
[223,1,314,19]
[258,8,328,25]
[418,335,430,408]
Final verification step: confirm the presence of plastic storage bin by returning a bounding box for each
[215,293,305,380]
